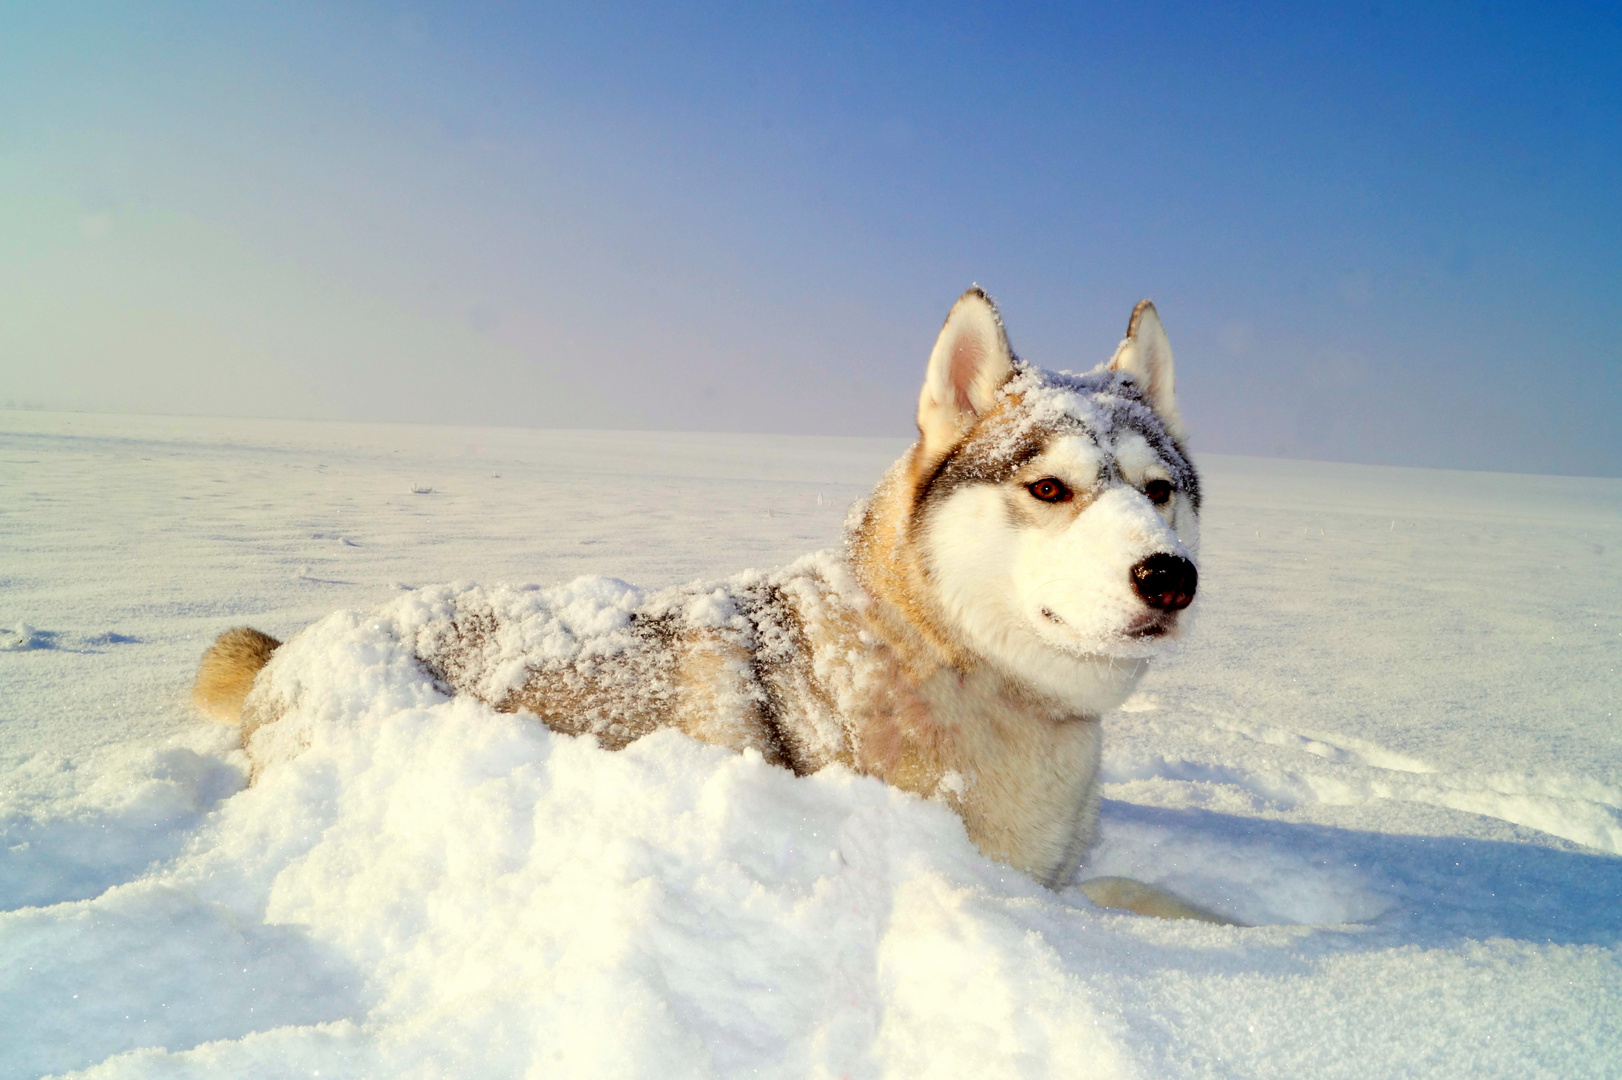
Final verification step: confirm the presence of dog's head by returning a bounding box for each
[867,288,1201,711]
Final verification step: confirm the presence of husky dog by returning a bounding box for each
[195,289,1219,920]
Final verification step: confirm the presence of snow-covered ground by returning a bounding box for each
[2,409,1619,1079]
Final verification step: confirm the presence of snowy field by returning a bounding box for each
[2,409,1619,1079]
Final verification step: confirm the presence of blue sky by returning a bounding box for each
[3,2,1618,475]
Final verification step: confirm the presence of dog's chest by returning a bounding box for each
[908,668,1103,884]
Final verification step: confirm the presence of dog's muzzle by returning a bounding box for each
[1131,554,1197,612]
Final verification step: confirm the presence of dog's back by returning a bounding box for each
[410,558,866,776]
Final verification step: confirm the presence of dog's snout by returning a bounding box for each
[1131,553,1197,612]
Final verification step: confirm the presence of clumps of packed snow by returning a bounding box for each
[999,363,1119,431]
[1,623,52,651]
[2,412,1620,1079]
[131,700,1145,1078]
[994,363,1196,493]
[7,665,1152,1078]
[245,548,868,778]
[239,575,681,772]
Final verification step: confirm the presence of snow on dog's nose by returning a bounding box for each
[1131,553,1197,611]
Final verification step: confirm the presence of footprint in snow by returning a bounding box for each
[2,628,141,652]
[85,632,140,646]
[0,624,59,651]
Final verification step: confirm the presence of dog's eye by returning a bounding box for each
[1144,480,1173,506]
[1027,478,1072,503]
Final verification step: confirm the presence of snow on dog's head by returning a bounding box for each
[865,288,1201,713]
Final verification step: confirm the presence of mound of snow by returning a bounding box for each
[11,676,1143,1078]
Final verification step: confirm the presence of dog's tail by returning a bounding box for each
[192,627,282,724]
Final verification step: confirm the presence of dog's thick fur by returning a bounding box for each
[192,627,281,723]
[195,289,1224,921]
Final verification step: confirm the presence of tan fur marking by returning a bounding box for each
[848,450,976,676]
[673,630,788,767]
[191,627,282,724]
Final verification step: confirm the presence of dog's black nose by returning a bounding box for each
[1131,553,1197,612]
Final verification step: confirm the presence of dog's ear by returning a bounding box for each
[918,287,1016,456]
[1109,300,1185,441]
